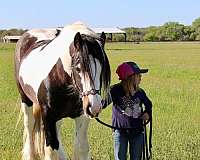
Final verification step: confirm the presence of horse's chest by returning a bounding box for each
[38,73,83,120]
[51,85,83,119]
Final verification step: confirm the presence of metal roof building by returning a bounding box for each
[2,27,127,43]
[2,36,21,43]
[92,27,126,42]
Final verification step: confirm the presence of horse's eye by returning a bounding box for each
[76,63,81,73]
[76,67,81,73]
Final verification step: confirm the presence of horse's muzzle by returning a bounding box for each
[82,96,102,118]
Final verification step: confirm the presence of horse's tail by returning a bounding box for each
[33,103,45,159]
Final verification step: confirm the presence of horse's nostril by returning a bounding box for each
[89,107,94,118]
[85,104,94,118]
[87,105,101,118]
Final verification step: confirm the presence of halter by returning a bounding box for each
[81,89,100,97]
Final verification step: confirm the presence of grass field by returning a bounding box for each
[0,42,200,160]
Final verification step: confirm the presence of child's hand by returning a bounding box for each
[141,113,149,121]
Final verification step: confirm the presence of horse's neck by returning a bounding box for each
[55,27,76,75]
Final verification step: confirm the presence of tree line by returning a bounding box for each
[1,17,200,42]
[114,17,200,42]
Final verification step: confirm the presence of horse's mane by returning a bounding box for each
[72,34,111,100]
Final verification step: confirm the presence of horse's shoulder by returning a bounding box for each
[48,59,72,86]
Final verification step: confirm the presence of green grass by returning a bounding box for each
[0,42,200,159]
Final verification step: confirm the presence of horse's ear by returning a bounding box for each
[100,32,106,47]
[74,32,83,50]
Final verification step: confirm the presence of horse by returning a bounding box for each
[14,22,111,160]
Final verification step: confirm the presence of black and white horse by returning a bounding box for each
[15,22,110,160]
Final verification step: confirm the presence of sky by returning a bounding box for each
[0,0,200,29]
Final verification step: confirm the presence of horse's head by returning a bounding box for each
[70,32,110,118]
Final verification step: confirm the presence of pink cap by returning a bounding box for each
[116,63,134,80]
[116,62,148,80]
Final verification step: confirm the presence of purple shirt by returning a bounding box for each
[111,83,152,132]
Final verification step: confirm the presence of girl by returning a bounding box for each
[111,61,152,160]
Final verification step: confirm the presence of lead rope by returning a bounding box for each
[149,118,152,159]
[95,117,152,160]
[143,118,152,160]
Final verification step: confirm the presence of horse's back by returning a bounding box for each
[15,28,60,65]
[15,28,61,104]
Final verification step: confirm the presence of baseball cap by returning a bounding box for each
[116,61,148,80]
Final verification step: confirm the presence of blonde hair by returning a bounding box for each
[122,74,139,96]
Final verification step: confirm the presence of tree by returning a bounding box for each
[192,17,200,40]
[124,27,144,42]
[143,26,159,41]
[192,17,200,28]
[161,22,185,41]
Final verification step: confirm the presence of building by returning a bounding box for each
[92,27,126,42]
[2,36,21,43]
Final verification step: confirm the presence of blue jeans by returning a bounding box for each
[113,129,144,160]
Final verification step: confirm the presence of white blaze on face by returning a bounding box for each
[80,56,102,115]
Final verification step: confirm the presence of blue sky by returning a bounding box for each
[1,0,200,29]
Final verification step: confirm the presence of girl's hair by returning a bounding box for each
[122,74,139,96]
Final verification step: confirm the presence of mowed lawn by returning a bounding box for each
[0,42,200,160]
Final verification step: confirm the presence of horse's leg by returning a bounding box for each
[42,106,59,160]
[44,146,59,160]
[56,120,68,160]
[22,102,35,160]
[73,115,91,160]
[44,119,68,160]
